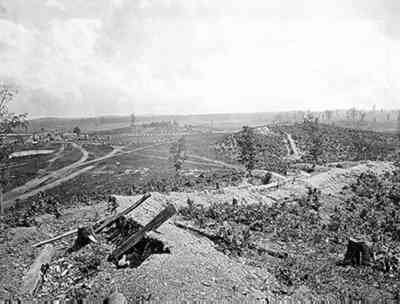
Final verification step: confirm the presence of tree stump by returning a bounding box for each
[67,226,98,253]
[342,238,373,266]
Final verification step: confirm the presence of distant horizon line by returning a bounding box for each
[27,107,400,121]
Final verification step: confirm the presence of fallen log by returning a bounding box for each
[110,204,176,261]
[248,243,288,259]
[20,244,55,295]
[174,221,220,242]
[33,229,78,248]
[174,221,288,259]
[32,193,151,248]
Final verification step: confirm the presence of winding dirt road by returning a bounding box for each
[5,143,89,201]
[44,143,65,170]
[188,154,243,170]
[4,141,174,207]
[285,132,301,159]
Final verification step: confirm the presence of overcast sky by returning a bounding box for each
[0,0,399,117]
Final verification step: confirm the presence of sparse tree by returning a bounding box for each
[73,126,81,136]
[0,84,28,190]
[347,107,358,122]
[236,126,257,175]
[169,136,186,173]
[359,111,366,123]
[324,110,333,121]
[304,114,323,164]
[130,114,135,127]
[0,85,27,135]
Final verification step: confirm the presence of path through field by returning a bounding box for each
[10,166,95,203]
[188,154,243,170]
[133,152,232,169]
[44,143,65,170]
[5,143,89,201]
[188,153,290,181]
[285,132,301,159]
[3,141,173,207]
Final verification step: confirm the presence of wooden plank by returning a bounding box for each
[110,204,176,261]
[33,229,78,248]
[95,193,151,233]
[33,193,151,248]
[20,244,55,295]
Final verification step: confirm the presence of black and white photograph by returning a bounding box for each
[0,0,399,303]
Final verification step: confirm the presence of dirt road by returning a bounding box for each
[4,142,172,207]
[44,143,65,170]
[189,154,290,181]
[285,132,301,159]
[8,166,95,205]
[188,154,243,170]
[5,143,89,201]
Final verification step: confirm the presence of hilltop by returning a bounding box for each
[0,120,399,302]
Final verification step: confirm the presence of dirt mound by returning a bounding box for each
[112,194,279,303]
[110,161,399,302]
[307,161,396,195]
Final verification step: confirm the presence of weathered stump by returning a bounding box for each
[67,226,98,253]
[342,238,373,266]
